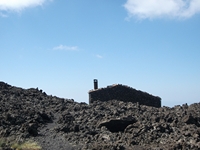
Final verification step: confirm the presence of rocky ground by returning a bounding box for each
[0,81,200,150]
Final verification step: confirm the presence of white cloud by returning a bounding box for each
[0,0,51,11]
[124,0,200,20]
[0,12,7,17]
[96,54,103,59]
[53,45,79,51]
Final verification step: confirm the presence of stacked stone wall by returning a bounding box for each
[89,84,161,108]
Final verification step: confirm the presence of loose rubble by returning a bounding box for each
[0,81,200,150]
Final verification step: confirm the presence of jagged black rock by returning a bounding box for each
[0,82,200,150]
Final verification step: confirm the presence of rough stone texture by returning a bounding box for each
[89,84,161,108]
[0,82,77,150]
[0,81,200,150]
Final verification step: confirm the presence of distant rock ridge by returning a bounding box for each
[0,81,10,89]
[89,84,161,108]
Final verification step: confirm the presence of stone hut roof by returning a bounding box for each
[89,84,161,108]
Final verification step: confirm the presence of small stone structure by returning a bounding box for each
[89,81,161,108]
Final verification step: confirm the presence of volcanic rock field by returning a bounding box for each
[0,81,200,150]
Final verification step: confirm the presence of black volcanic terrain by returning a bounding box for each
[0,81,200,150]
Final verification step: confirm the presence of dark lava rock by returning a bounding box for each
[98,117,137,132]
[0,81,200,150]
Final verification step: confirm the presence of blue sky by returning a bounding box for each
[1,0,200,107]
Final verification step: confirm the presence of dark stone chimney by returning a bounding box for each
[94,79,98,90]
